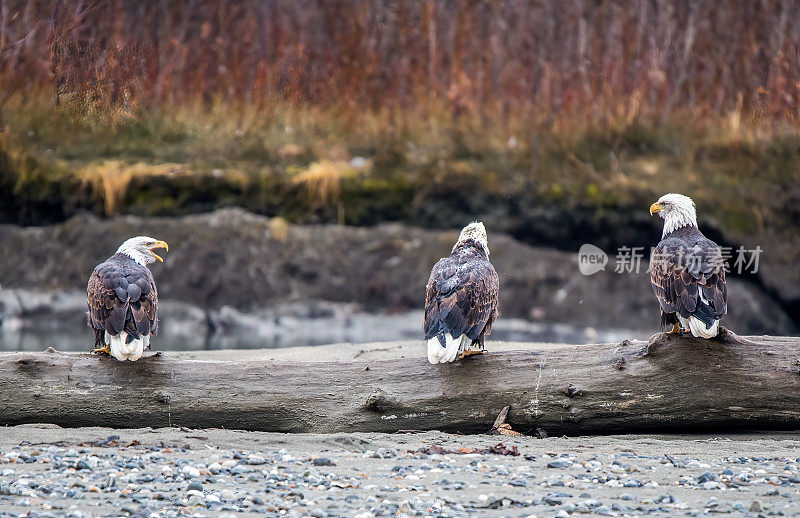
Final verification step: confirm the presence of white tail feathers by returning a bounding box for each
[105,331,148,361]
[427,333,468,364]
[687,315,719,338]
[678,314,719,339]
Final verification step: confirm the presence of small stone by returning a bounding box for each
[702,481,719,490]
[750,501,763,513]
[247,455,266,465]
[547,460,572,469]
[697,471,718,484]
[555,511,570,518]
[312,458,335,467]
[543,495,562,506]
[181,466,200,478]
[595,505,614,516]
[187,494,205,506]
[186,481,203,492]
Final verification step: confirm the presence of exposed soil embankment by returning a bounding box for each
[0,209,794,335]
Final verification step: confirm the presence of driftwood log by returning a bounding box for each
[1,330,799,434]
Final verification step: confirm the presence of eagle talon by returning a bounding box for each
[92,344,111,355]
[666,323,682,335]
[457,349,485,360]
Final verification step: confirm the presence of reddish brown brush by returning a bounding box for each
[0,1,798,125]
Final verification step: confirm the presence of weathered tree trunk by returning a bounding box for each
[1,330,799,435]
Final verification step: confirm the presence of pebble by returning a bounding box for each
[181,465,201,478]
[247,454,266,465]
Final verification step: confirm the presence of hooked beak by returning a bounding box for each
[148,240,169,262]
[649,202,664,215]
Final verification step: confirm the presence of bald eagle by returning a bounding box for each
[649,193,727,338]
[425,222,499,363]
[87,236,169,361]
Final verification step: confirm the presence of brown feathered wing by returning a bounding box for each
[650,228,727,328]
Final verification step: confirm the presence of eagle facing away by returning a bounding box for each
[649,193,727,338]
[424,222,499,363]
[87,236,168,361]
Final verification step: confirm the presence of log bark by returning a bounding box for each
[1,330,799,435]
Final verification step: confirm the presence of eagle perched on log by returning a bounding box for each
[649,193,727,338]
[425,222,499,363]
[87,236,169,361]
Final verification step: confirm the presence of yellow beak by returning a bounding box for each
[649,202,664,215]
[149,240,169,262]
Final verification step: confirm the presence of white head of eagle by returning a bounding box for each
[454,221,489,256]
[649,193,698,237]
[117,236,169,266]
[87,236,169,361]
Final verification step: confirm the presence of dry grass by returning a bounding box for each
[78,161,188,215]
[267,217,290,242]
[292,160,358,224]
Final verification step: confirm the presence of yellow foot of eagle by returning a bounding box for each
[457,349,485,360]
[666,323,686,335]
[92,344,111,355]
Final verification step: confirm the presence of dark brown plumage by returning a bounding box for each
[650,225,727,331]
[425,238,499,357]
[87,253,158,348]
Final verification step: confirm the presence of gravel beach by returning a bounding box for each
[1,425,799,517]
